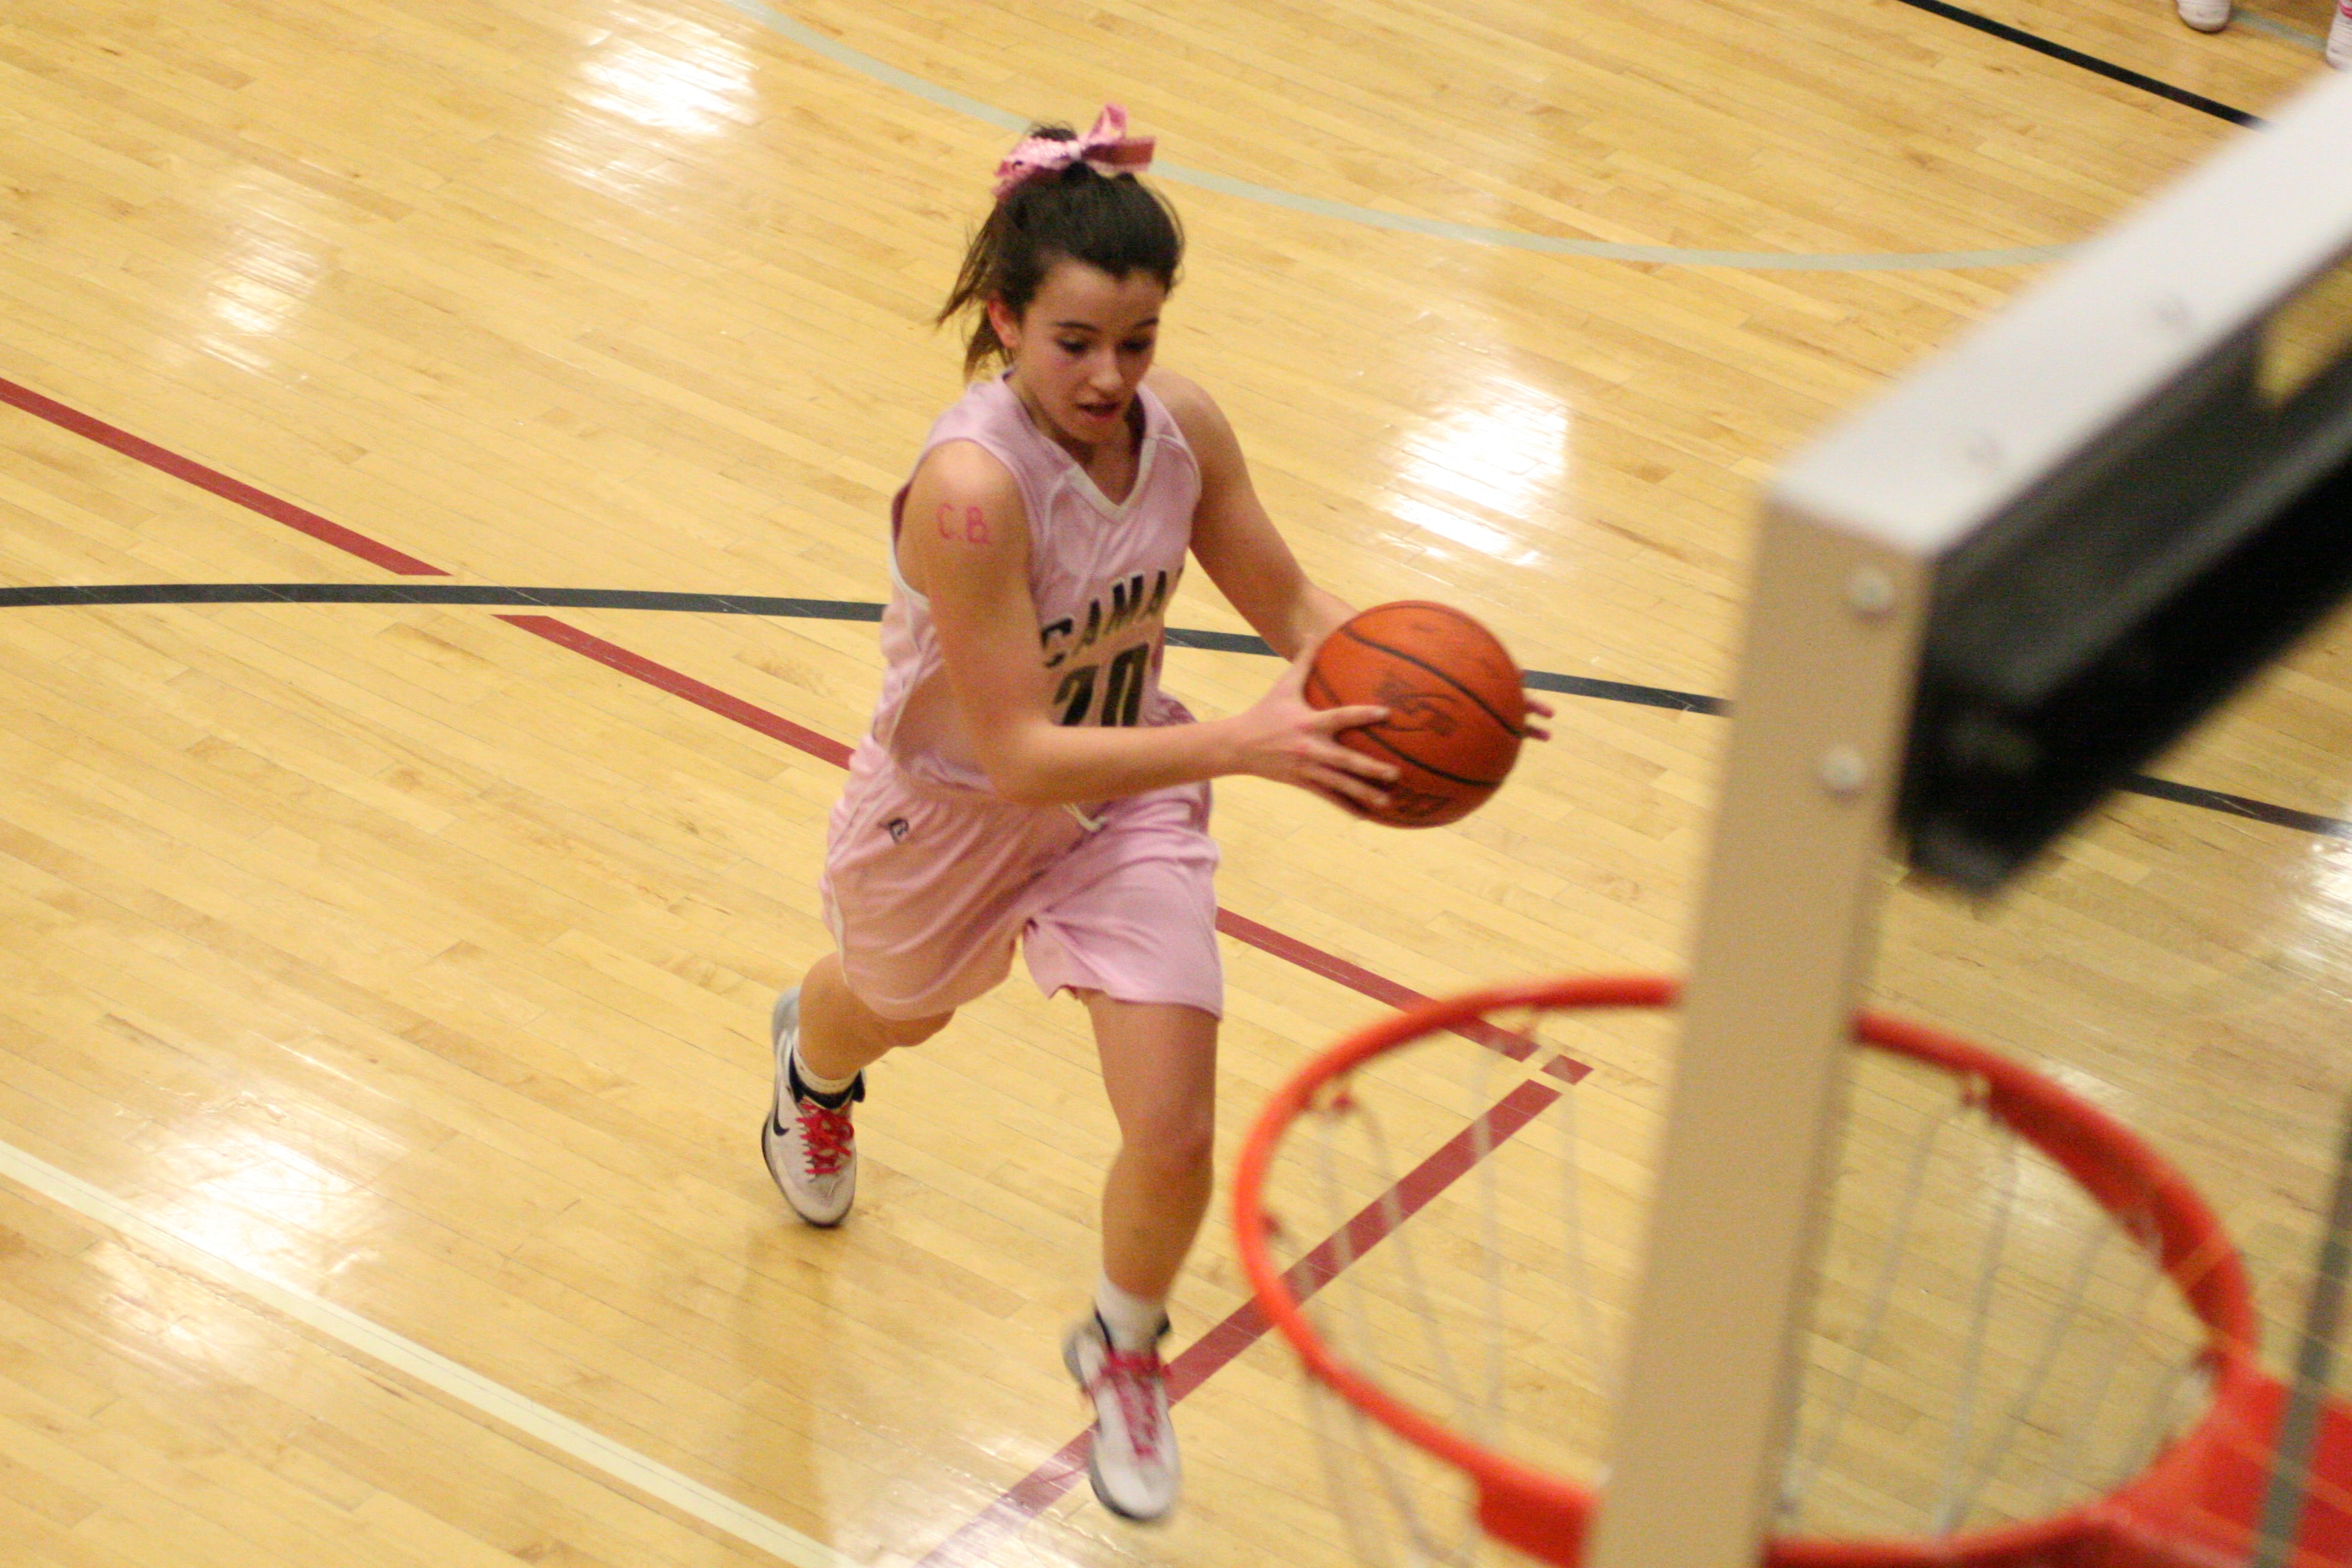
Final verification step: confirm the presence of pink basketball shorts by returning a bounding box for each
[819,750,1223,1022]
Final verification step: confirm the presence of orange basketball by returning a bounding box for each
[1304,601,1526,828]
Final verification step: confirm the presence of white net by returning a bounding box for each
[1245,997,2222,1567]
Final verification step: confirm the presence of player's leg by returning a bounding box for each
[1063,993,1217,1523]
[769,769,1069,1226]
[2332,0,2351,67]
[763,953,951,1226]
[1015,781,1224,1522]
[1090,995,1219,1304]
[797,950,952,1081]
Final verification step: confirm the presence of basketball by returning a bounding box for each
[1304,601,1526,828]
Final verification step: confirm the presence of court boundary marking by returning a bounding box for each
[0,1052,1575,1567]
[712,0,2077,272]
[489,611,1549,1061]
[5,579,2341,844]
[912,1070,1573,1567]
[2235,9,2328,50]
[708,0,2300,272]
[0,1134,856,1567]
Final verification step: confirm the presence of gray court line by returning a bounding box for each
[2235,9,2327,49]
[714,0,2073,272]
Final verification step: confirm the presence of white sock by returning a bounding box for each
[1094,1273,1169,1353]
[791,1041,859,1099]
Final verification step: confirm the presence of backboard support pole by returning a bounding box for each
[1585,513,1929,1568]
[1583,68,2352,1568]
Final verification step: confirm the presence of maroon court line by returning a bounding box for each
[914,1069,1570,1567]
[0,373,1555,1053]
[1216,908,1546,1065]
[499,614,857,767]
[0,375,444,577]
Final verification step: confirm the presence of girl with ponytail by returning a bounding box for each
[758,105,1549,1523]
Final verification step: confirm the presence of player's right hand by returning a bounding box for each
[1230,658,1397,812]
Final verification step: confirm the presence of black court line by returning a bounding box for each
[0,583,1721,712]
[2120,773,2352,838]
[7,580,2345,841]
[1888,0,2261,127]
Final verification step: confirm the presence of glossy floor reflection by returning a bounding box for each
[0,0,2345,1563]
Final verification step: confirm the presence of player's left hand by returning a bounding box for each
[1522,693,1555,742]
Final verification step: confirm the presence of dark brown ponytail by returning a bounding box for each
[939,126,1184,379]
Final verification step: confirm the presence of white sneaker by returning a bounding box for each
[1063,1312,1179,1522]
[2331,0,2352,66]
[2175,0,2230,30]
[760,989,861,1226]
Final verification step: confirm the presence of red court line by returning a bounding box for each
[915,1069,1570,1567]
[0,375,445,577]
[8,377,1597,1557]
[0,366,1549,1046]
[0,371,1548,1050]
[499,614,856,767]
[1217,908,1547,1064]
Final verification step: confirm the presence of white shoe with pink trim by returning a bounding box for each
[761,989,862,1227]
[1064,1312,1181,1522]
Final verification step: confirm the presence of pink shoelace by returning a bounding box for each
[795,1101,854,1176]
[1091,1346,1167,1460]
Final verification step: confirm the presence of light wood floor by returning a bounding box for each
[0,0,2345,1563]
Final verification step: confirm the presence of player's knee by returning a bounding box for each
[1132,1113,1215,1178]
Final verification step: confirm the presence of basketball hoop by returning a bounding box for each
[1232,975,2352,1568]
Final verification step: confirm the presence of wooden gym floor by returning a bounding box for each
[0,0,2345,1563]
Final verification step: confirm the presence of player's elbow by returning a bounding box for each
[973,735,1069,807]
[985,767,1065,807]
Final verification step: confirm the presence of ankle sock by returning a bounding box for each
[790,1046,860,1106]
[1094,1273,1169,1353]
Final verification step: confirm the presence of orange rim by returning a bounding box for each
[1230,974,2265,1568]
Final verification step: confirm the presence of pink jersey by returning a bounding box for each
[862,375,1202,796]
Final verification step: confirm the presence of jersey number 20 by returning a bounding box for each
[1055,644,1149,727]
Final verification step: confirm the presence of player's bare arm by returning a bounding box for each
[1156,369,1554,744]
[1153,369,1356,661]
[904,438,1395,809]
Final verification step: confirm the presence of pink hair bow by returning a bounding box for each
[991,105,1156,201]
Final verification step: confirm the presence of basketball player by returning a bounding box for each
[759,107,1549,1522]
